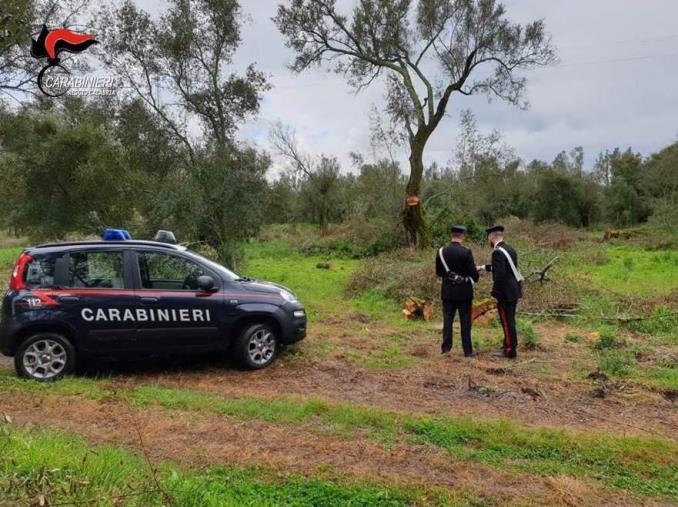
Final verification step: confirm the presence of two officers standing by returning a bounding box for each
[436,224,523,359]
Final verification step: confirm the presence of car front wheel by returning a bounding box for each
[15,333,76,381]
[234,323,278,369]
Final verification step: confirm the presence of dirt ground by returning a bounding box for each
[1,317,676,505]
[69,318,676,440]
[0,392,647,506]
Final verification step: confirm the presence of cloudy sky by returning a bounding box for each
[142,0,678,173]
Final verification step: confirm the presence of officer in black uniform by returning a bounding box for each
[435,225,480,357]
[477,225,522,359]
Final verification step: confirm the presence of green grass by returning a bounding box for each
[2,370,676,500]
[352,289,410,324]
[242,252,359,319]
[0,245,23,285]
[0,425,449,506]
[626,306,678,345]
[404,418,677,499]
[643,365,678,391]
[0,366,110,397]
[593,347,678,391]
[241,244,426,329]
[570,245,678,297]
[358,345,419,370]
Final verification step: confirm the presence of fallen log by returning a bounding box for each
[471,298,497,321]
[402,296,432,320]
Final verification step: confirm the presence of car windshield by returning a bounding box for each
[186,250,241,282]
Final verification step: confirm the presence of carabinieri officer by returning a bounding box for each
[477,225,523,359]
[435,225,479,357]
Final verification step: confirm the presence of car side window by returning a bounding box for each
[138,251,207,290]
[67,251,124,289]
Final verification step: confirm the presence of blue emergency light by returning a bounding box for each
[102,228,132,241]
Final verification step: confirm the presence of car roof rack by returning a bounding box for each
[32,240,184,250]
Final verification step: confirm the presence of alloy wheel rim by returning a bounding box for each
[22,339,67,379]
[247,329,275,365]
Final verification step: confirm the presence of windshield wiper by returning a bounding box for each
[235,276,255,282]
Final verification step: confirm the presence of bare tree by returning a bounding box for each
[270,122,342,232]
[274,0,555,247]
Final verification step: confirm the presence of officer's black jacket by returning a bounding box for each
[484,241,522,302]
[435,242,479,301]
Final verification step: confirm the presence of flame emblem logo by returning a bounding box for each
[30,25,98,97]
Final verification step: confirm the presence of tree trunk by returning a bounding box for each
[403,134,427,248]
[319,205,329,235]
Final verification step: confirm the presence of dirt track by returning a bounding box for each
[108,319,677,440]
[1,392,644,506]
[1,319,676,505]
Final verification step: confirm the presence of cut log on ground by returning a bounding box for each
[402,296,432,320]
[472,298,497,321]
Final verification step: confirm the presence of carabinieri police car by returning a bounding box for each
[0,229,306,380]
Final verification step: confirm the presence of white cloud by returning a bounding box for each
[141,0,678,174]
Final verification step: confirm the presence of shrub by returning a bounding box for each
[300,218,403,258]
[346,248,439,302]
[594,329,625,350]
[517,318,539,350]
[598,350,637,377]
[500,217,587,250]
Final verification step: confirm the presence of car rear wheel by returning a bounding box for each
[234,323,278,370]
[15,333,76,381]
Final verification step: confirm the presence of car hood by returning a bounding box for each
[236,279,294,296]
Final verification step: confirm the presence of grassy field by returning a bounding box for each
[0,224,676,505]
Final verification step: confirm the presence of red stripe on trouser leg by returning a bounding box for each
[498,304,511,353]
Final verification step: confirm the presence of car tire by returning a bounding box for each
[14,333,76,381]
[234,323,278,370]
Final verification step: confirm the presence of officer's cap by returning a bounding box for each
[450,225,466,234]
[485,224,505,235]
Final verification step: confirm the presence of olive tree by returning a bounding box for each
[98,0,268,162]
[274,0,555,247]
[98,0,270,263]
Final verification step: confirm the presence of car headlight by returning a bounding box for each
[279,290,298,303]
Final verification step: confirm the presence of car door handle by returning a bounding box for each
[139,297,159,304]
[58,296,79,303]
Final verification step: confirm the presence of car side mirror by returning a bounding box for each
[197,275,216,292]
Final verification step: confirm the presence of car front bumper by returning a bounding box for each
[280,307,307,344]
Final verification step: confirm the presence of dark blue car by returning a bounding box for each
[0,237,306,380]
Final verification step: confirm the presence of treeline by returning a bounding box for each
[1,99,676,262]
[261,111,677,244]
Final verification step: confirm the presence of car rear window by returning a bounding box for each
[24,256,57,289]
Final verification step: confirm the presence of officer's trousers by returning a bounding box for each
[497,299,518,357]
[441,300,473,356]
